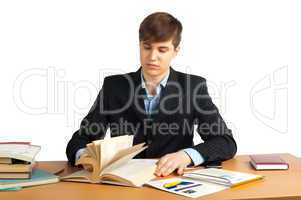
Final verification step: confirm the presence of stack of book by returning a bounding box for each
[0,142,40,179]
[0,142,59,190]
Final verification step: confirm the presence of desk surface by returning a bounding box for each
[1,154,301,200]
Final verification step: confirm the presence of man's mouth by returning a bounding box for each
[146,63,160,68]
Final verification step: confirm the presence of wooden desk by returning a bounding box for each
[1,154,301,200]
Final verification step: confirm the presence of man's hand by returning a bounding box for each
[82,164,93,172]
[76,150,93,172]
[155,151,192,177]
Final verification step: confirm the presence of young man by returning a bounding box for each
[66,12,237,177]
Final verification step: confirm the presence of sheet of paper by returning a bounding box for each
[147,177,227,198]
[184,168,263,186]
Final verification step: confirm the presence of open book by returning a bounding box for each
[61,135,157,187]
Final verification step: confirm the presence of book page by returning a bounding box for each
[101,144,146,174]
[99,135,133,170]
[60,170,94,183]
[100,159,157,187]
[105,143,146,168]
[86,143,96,159]
[92,140,103,164]
[0,144,40,162]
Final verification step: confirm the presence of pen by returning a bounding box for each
[174,183,202,192]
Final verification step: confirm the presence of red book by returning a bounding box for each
[250,154,289,170]
[0,142,31,145]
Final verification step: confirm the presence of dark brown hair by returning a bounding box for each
[139,12,183,48]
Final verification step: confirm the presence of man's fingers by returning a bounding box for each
[82,164,93,172]
[156,156,168,170]
[156,160,173,176]
[161,162,178,176]
[156,156,170,175]
[155,157,167,176]
[162,167,175,176]
[177,165,185,175]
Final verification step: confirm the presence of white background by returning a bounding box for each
[0,0,300,161]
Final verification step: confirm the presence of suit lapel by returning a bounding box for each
[132,68,148,122]
[153,68,182,123]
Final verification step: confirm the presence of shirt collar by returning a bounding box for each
[141,69,170,89]
[141,69,170,97]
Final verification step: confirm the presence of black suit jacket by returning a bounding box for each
[66,67,237,165]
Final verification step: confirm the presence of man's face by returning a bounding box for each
[140,39,179,78]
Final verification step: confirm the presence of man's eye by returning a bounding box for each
[144,46,151,50]
[159,49,168,53]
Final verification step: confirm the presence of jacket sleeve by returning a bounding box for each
[191,79,237,164]
[66,79,109,165]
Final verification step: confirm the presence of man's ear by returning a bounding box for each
[173,46,180,57]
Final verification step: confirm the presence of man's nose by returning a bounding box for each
[149,50,158,61]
